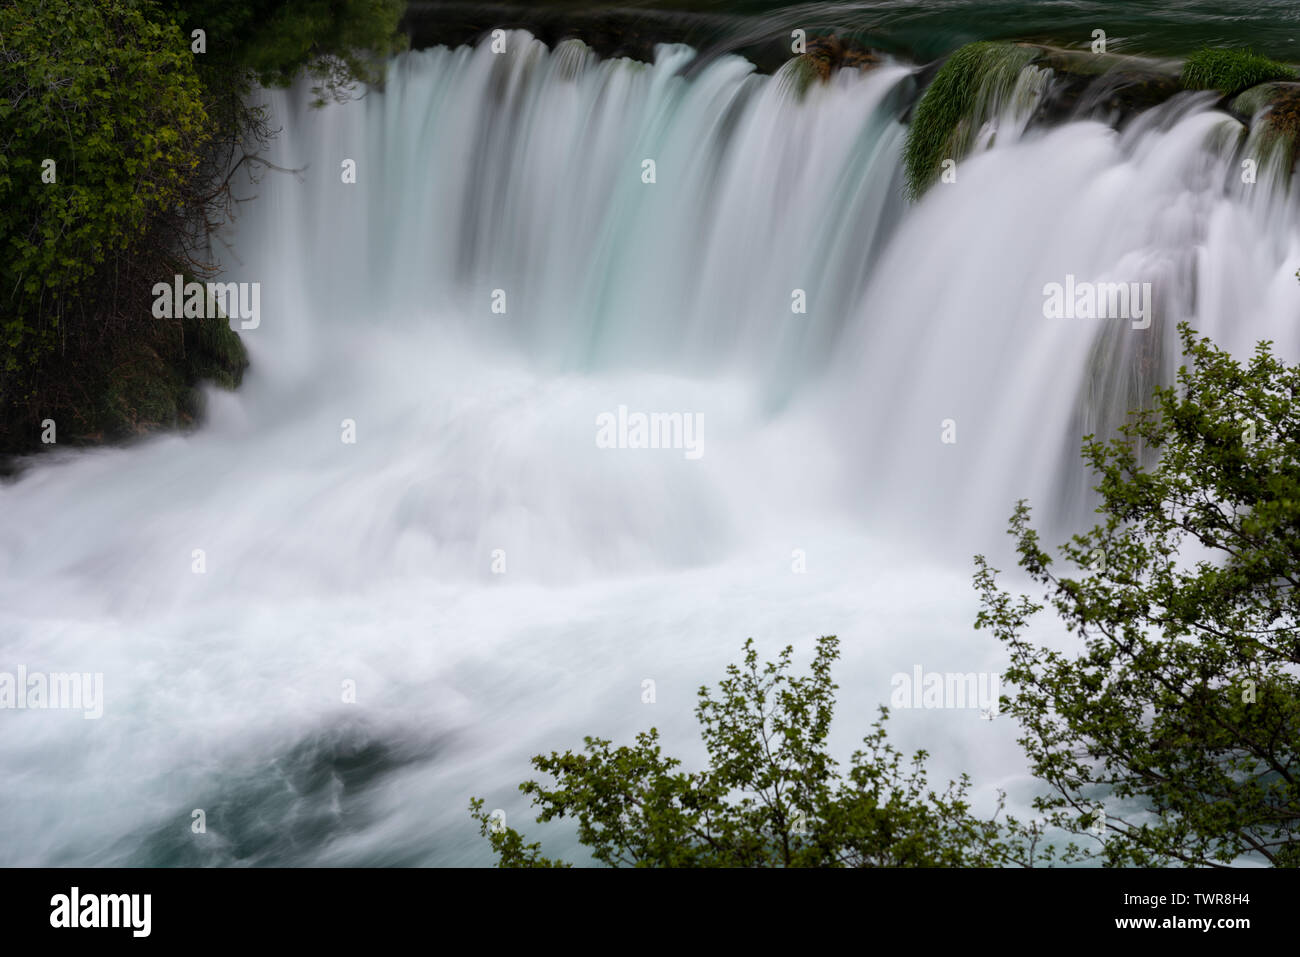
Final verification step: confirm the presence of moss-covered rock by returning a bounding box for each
[97,343,188,439]
[781,35,882,98]
[0,310,247,456]
[1017,44,1181,124]
[841,48,880,71]
[183,307,249,392]
[1181,47,1296,97]
[1232,81,1300,177]
[783,35,882,96]
[802,36,881,79]
[1232,81,1300,129]
[903,42,1036,199]
[100,315,248,441]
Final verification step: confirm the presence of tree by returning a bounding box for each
[471,636,1062,867]
[976,323,1300,866]
[1,0,408,450]
[1,0,208,385]
[160,0,408,109]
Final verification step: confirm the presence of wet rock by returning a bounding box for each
[1231,81,1300,129]
[1016,43,1182,125]
[799,36,882,81]
[1232,81,1300,173]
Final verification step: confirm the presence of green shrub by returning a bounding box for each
[471,636,1059,868]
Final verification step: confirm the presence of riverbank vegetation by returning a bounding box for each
[0,0,405,455]
[475,326,1300,867]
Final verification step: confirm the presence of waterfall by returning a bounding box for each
[0,33,1296,865]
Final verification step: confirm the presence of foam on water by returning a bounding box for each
[0,34,1295,864]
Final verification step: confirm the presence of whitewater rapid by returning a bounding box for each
[0,34,1296,864]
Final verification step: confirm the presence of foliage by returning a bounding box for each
[471,636,1067,867]
[1,0,407,451]
[1181,47,1295,97]
[0,0,207,385]
[976,324,1300,866]
[162,0,408,108]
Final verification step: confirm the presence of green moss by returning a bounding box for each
[1233,82,1300,129]
[183,314,248,391]
[0,307,248,451]
[777,54,823,99]
[1225,82,1300,181]
[1233,83,1280,117]
[1181,48,1295,97]
[77,314,247,442]
[98,346,185,438]
[903,42,1035,199]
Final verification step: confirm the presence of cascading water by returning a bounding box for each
[1,33,1296,865]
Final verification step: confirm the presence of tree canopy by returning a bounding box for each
[1,0,407,450]
[471,636,1066,867]
[976,323,1300,867]
[1,0,207,386]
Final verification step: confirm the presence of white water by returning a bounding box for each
[1,35,1297,865]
